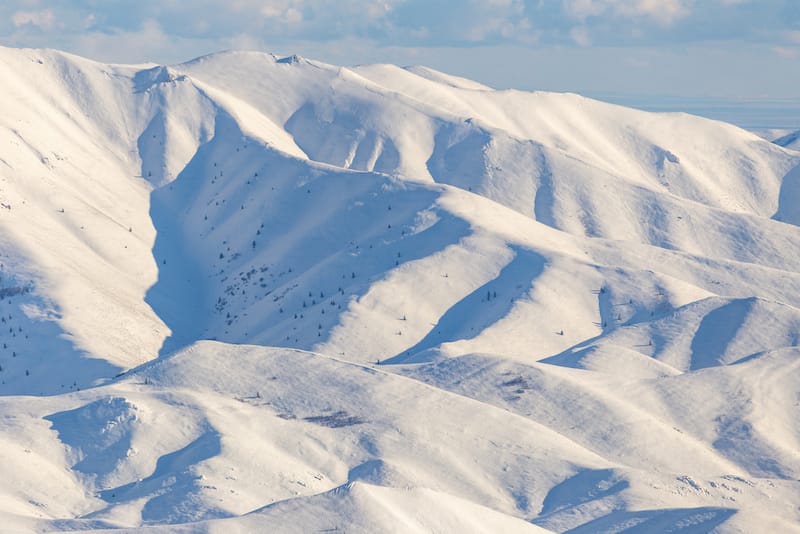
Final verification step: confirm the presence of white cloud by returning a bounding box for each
[564,0,692,26]
[564,0,606,20]
[570,26,592,46]
[259,1,306,24]
[259,5,303,25]
[365,2,393,19]
[0,0,795,73]
[440,0,532,43]
[284,7,303,25]
[11,9,55,30]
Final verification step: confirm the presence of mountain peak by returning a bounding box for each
[277,53,305,65]
[133,65,188,92]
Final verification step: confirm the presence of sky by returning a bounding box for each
[1,1,799,127]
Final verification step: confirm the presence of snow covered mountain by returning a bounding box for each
[0,46,799,532]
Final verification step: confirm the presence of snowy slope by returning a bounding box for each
[0,46,799,532]
[774,129,800,151]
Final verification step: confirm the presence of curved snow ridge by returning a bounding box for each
[399,352,747,477]
[774,129,800,150]
[188,77,309,161]
[403,65,496,91]
[239,481,556,534]
[549,295,800,373]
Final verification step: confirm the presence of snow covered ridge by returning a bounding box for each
[0,46,798,532]
[774,129,800,151]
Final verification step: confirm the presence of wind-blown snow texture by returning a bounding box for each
[0,47,798,533]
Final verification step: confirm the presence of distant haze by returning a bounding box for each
[589,94,800,130]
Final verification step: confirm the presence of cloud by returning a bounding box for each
[381,0,535,46]
[0,0,791,55]
[260,5,304,26]
[563,0,692,26]
[570,26,592,46]
[564,0,606,19]
[784,30,800,45]
[11,9,55,30]
[0,0,797,68]
[773,46,800,59]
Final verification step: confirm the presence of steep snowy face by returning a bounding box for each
[0,47,799,533]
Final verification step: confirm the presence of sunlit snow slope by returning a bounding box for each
[0,47,798,533]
